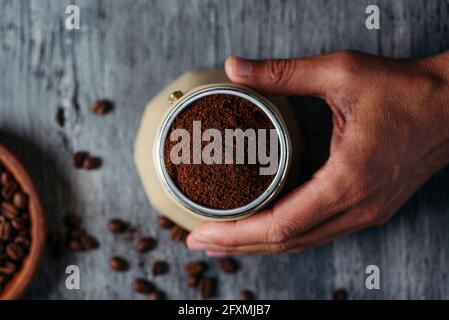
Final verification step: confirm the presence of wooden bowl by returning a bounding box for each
[0,144,45,300]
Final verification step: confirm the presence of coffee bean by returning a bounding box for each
[187,274,200,288]
[157,216,174,229]
[1,202,19,218]
[6,243,23,261]
[332,289,348,300]
[170,225,189,242]
[148,290,165,300]
[0,172,13,187]
[109,256,129,272]
[12,192,28,210]
[10,218,25,231]
[80,234,99,250]
[14,235,31,249]
[0,163,31,294]
[73,151,88,169]
[2,182,17,201]
[63,214,82,228]
[0,222,12,241]
[92,100,113,115]
[69,240,84,252]
[83,156,102,170]
[132,278,154,294]
[0,261,17,275]
[135,237,156,253]
[184,261,205,275]
[69,227,85,239]
[240,290,255,300]
[152,261,168,276]
[198,276,214,299]
[217,257,238,273]
[107,219,128,234]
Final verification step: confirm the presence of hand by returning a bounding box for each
[186,50,449,256]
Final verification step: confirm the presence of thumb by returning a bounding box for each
[224,55,335,96]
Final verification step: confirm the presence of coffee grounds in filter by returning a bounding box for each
[163,94,277,210]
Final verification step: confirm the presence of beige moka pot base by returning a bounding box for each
[134,69,303,231]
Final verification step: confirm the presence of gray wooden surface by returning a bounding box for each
[0,0,448,300]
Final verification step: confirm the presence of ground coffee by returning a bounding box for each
[164,94,276,209]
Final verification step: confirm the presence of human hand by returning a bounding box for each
[186,50,449,256]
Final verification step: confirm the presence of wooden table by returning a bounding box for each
[1,0,448,299]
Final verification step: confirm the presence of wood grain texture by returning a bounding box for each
[0,0,448,299]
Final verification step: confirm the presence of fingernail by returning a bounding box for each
[206,251,228,257]
[232,57,252,77]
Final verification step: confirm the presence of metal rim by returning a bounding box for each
[156,85,291,219]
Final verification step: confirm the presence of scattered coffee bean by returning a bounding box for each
[73,151,88,169]
[73,151,102,171]
[69,240,83,252]
[83,156,102,170]
[170,225,189,242]
[109,256,129,272]
[69,227,85,239]
[152,261,168,276]
[132,278,154,294]
[54,214,100,254]
[157,216,175,229]
[185,261,205,275]
[217,257,238,273]
[240,289,255,300]
[82,235,100,250]
[198,276,214,299]
[135,237,156,253]
[92,100,113,115]
[148,290,165,300]
[332,288,348,300]
[107,219,128,234]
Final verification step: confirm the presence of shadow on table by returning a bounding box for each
[0,130,79,299]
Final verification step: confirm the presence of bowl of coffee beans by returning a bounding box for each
[0,145,45,299]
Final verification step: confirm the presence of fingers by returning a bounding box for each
[187,158,355,251]
[200,207,376,256]
[224,54,337,96]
